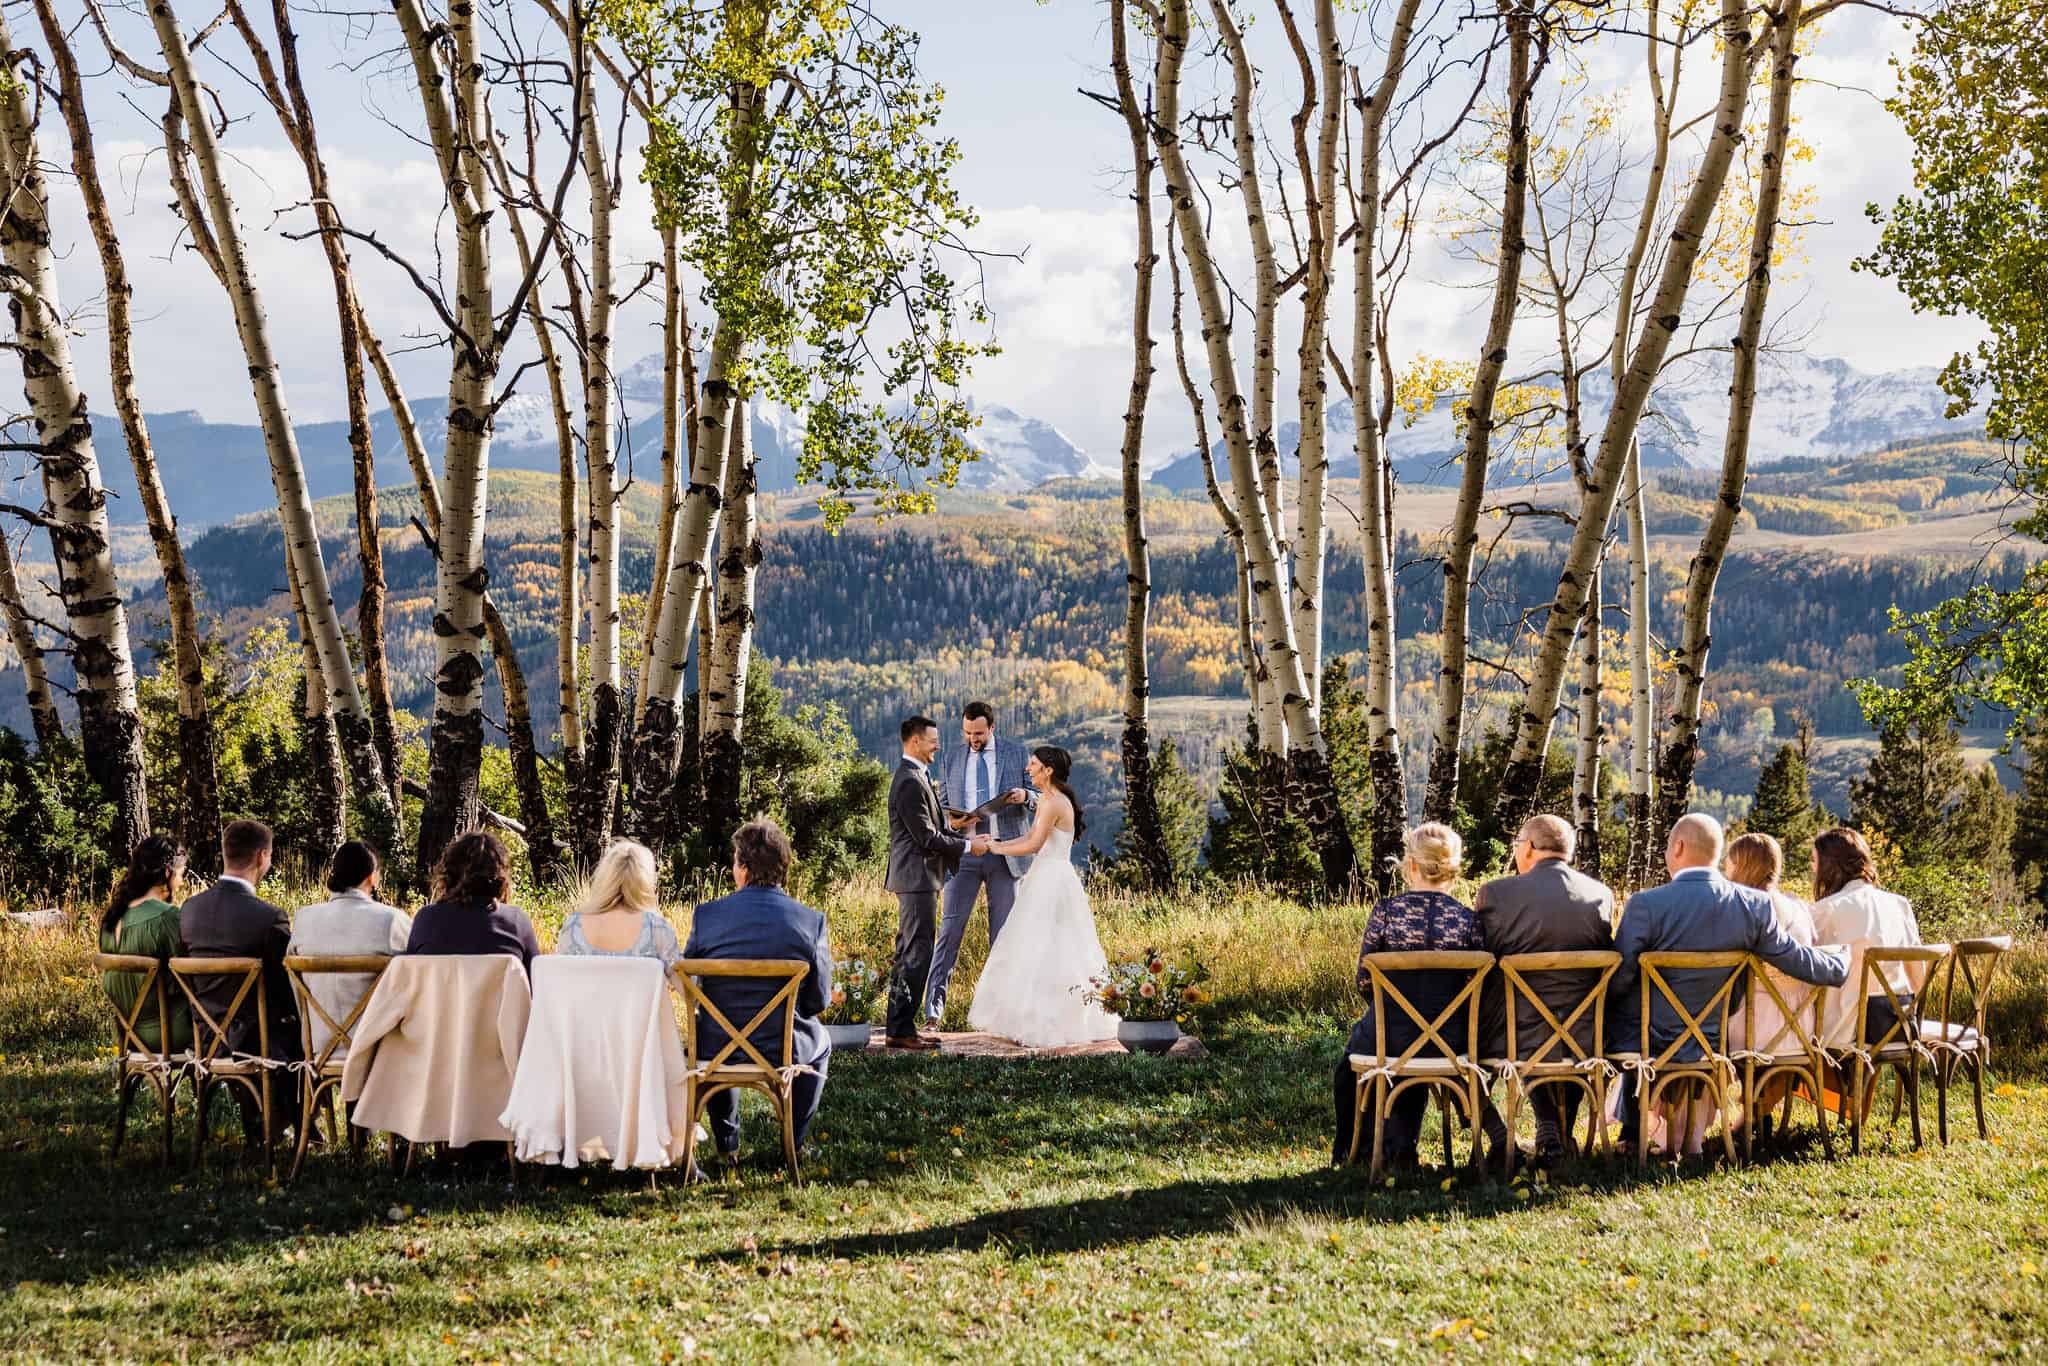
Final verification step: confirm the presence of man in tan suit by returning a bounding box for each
[1475,814,1615,1160]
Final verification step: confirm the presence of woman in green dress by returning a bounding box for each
[99,835,192,1051]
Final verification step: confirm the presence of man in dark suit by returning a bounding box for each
[179,819,300,1144]
[684,818,835,1162]
[925,701,1035,1024]
[1609,813,1848,1151]
[1476,814,1616,1159]
[883,715,988,1050]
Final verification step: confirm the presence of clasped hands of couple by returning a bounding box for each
[948,788,1029,856]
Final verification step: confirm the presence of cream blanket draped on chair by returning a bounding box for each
[500,956,692,1169]
[340,955,531,1147]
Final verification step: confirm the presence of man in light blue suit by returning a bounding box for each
[1609,812,1848,1149]
[924,701,1035,1024]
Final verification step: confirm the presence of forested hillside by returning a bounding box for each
[21,436,2016,855]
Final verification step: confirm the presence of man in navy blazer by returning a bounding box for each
[925,701,1035,1023]
[1610,813,1847,1146]
[683,818,835,1160]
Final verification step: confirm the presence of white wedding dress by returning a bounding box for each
[968,823,1120,1047]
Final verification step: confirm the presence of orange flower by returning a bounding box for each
[1181,986,1206,1005]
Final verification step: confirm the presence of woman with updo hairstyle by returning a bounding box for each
[98,834,193,1051]
[288,840,413,1058]
[559,839,682,970]
[405,830,542,971]
[1809,826,1922,1050]
[1332,822,1485,1168]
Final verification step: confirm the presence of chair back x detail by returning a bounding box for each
[283,955,393,1181]
[1347,951,1493,1181]
[167,957,275,1178]
[1619,951,1748,1167]
[1491,951,1621,1170]
[92,952,187,1165]
[672,958,814,1180]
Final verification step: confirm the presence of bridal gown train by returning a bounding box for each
[968,824,1120,1047]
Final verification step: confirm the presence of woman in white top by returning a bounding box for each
[287,841,412,1058]
[1723,833,1819,1140]
[1809,826,1922,1049]
[559,840,683,970]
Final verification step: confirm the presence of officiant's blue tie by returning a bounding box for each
[969,747,987,814]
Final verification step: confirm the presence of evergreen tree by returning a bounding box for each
[1319,655,1374,863]
[2015,723,2048,910]
[1950,763,2018,881]
[1207,717,1322,900]
[1850,715,1968,867]
[1111,738,1205,888]
[1747,717,1822,881]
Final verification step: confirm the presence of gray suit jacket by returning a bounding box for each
[886,758,968,894]
[179,880,298,1058]
[1611,868,1848,1060]
[938,735,1036,876]
[1475,860,1616,1059]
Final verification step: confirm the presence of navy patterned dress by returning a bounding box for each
[1347,890,1483,1059]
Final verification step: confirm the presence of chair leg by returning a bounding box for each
[193,1081,210,1170]
[347,1100,365,1163]
[112,1071,138,1161]
[289,1082,318,1184]
[1367,1080,1388,1183]
[1715,1078,1738,1167]
[1740,1068,1755,1165]
[1971,1056,1989,1141]
[1439,1095,1453,1169]
[1810,1065,1834,1160]
[780,1093,802,1183]
[160,1074,178,1166]
[681,1084,702,1181]
[1466,1083,1485,1172]
[1498,1083,1521,1179]
[260,1074,276,1183]
[1907,1060,1924,1151]
[1935,1057,1952,1147]
[1847,1066,1864,1157]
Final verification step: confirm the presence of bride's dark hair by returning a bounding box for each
[1033,745,1085,838]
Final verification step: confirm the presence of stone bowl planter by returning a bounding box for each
[1117,1020,1182,1055]
[825,1023,872,1052]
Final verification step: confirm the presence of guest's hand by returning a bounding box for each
[1004,788,1028,806]
[970,834,993,855]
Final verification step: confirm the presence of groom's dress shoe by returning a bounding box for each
[885,1035,939,1052]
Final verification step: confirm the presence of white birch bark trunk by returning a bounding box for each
[0,8,148,851]
[1425,0,1537,825]
[0,528,60,750]
[1654,0,1804,842]
[636,218,689,732]
[1491,0,1757,838]
[701,398,757,847]
[1349,0,1425,890]
[149,1,384,823]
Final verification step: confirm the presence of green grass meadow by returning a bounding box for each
[4,892,2047,1361]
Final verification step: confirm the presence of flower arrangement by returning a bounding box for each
[824,957,884,1024]
[1081,949,1211,1025]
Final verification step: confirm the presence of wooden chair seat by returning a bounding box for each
[168,956,276,1179]
[1921,937,2010,1145]
[93,953,189,1165]
[1490,951,1620,1173]
[1344,951,1493,1180]
[673,959,814,1181]
[283,955,392,1182]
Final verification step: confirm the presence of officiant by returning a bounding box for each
[924,701,1036,1025]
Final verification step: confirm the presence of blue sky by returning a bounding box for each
[42,1,1976,467]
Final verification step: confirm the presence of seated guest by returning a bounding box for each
[682,818,833,1166]
[1475,814,1615,1160]
[288,841,412,1059]
[1723,833,1820,1139]
[1333,823,1490,1168]
[1810,826,1921,1048]
[98,834,193,1052]
[559,839,682,969]
[407,831,542,971]
[1610,814,1847,1156]
[180,820,300,1062]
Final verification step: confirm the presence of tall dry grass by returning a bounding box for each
[11,874,2045,1071]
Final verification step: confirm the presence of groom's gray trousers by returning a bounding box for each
[924,852,1016,1019]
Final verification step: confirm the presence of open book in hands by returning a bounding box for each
[945,794,1011,831]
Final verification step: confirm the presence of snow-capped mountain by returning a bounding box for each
[1148,352,1979,491]
[82,350,1964,529]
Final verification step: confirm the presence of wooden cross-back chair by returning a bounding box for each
[1487,951,1621,1174]
[1346,951,1494,1182]
[1830,944,1949,1155]
[672,959,814,1181]
[167,957,275,1180]
[1732,959,1835,1162]
[1613,951,1748,1168]
[283,955,393,1182]
[1920,936,2013,1144]
[93,952,189,1164]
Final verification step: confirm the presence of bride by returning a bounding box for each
[969,746,1120,1048]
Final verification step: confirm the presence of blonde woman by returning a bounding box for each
[1333,823,1483,1167]
[559,840,682,970]
[1722,833,1817,1144]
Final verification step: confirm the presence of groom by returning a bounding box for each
[884,715,989,1050]
[924,701,1034,1024]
